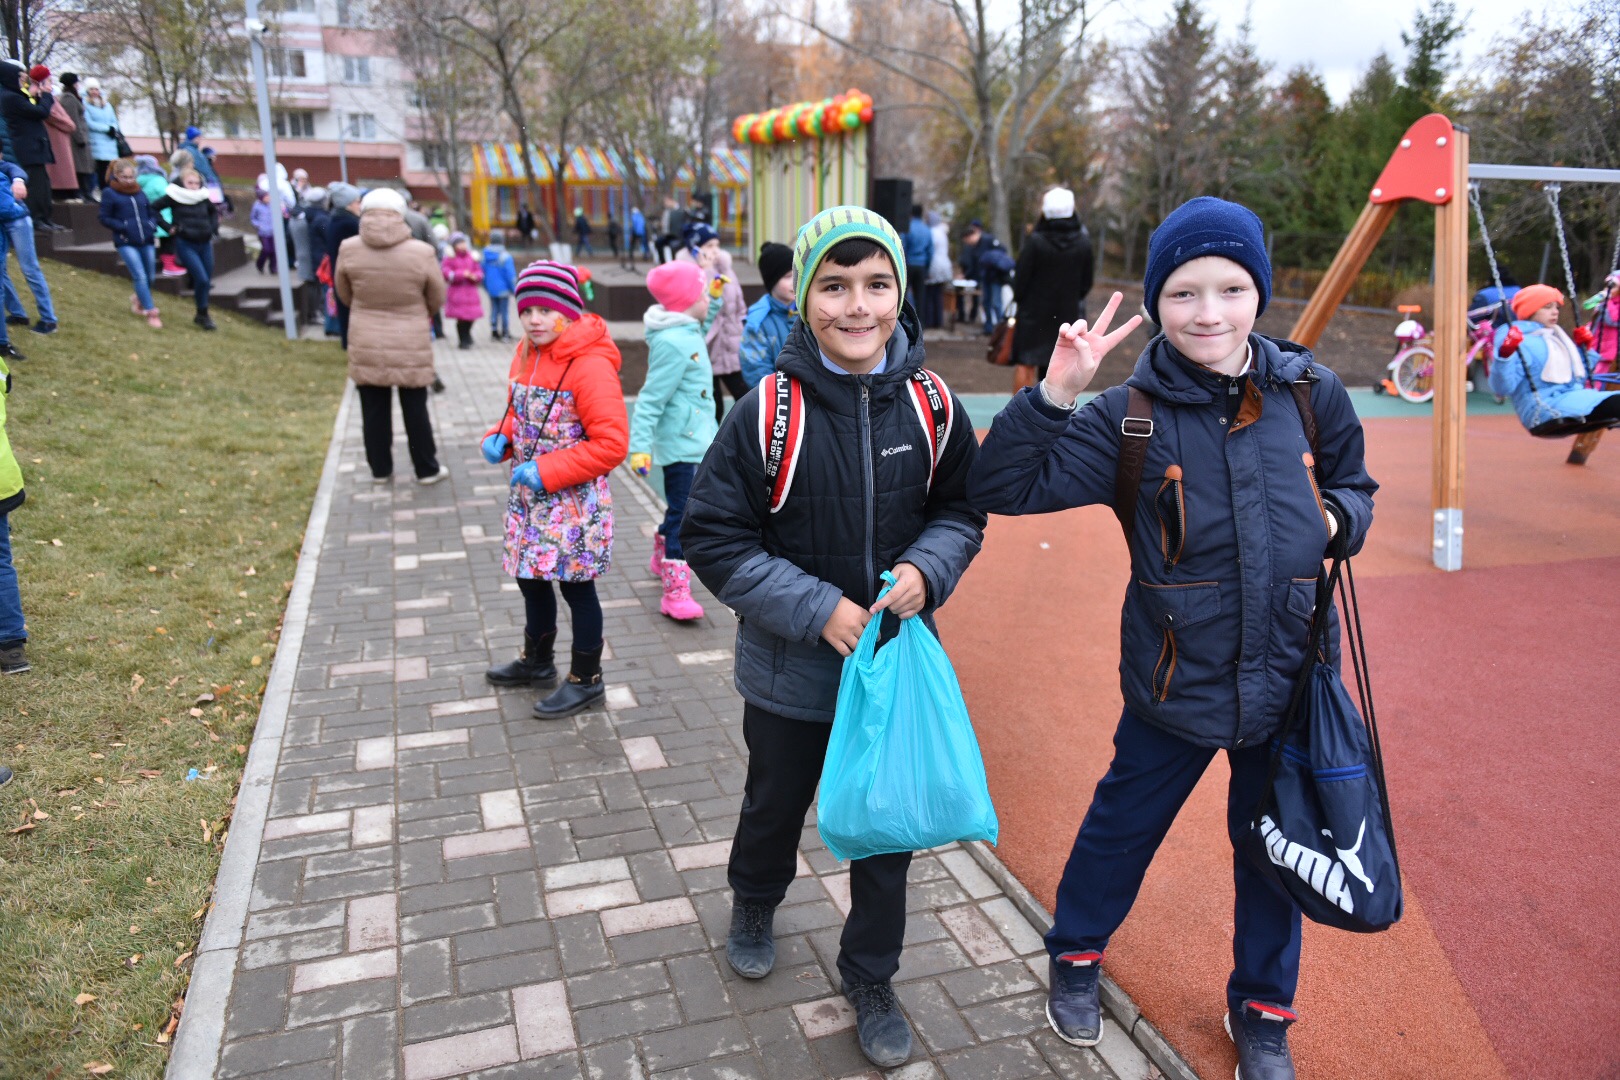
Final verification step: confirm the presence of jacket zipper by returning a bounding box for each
[1302,452,1330,529]
[1152,626,1177,702]
[860,382,875,603]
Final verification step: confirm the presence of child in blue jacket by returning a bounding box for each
[98,159,163,327]
[738,241,794,387]
[968,197,1377,1080]
[1490,283,1620,451]
[482,235,517,341]
[629,259,724,622]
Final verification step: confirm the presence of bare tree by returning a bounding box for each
[794,0,1110,241]
[2,0,71,63]
[434,0,581,244]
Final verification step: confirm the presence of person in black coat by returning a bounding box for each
[150,167,221,330]
[1012,187,1094,382]
[324,183,362,347]
[0,62,56,227]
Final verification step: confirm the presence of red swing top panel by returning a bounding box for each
[1369,113,1459,205]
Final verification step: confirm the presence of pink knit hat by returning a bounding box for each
[646,261,705,313]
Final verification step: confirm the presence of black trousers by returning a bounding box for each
[24,164,51,225]
[356,384,439,480]
[713,372,747,422]
[456,318,474,347]
[728,704,912,988]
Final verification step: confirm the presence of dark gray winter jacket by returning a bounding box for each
[968,334,1377,749]
[681,310,986,722]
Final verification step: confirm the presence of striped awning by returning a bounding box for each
[472,143,749,187]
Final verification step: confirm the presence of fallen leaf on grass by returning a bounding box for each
[89,752,104,760]
[33,809,48,820]
[187,708,203,719]
[84,1063,114,1075]
[250,656,262,667]
[129,674,145,694]
[200,819,212,844]
[9,822,35,834]
[124,954,141,968]
[138,770,161,779]
[74,993,96,1006]
[165,676,181,689]
[243,566,256,576]
[129,926,140,934]
[193,693,215,706]
[173,951,192,968]
[50,538,62,547]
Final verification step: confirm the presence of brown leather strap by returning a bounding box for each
[1290,380,1320,457]
[1114,387,1155,537]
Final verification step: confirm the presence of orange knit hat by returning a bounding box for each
[1511,284,1565,321]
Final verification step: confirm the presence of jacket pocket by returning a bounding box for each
[1154,465,1186,571]
[1137,580,1221,704]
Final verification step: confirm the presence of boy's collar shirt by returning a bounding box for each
[820,349,886,377]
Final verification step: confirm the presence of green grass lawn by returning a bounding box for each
[0,260,345,1077]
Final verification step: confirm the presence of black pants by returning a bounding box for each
[729,705,912,988]
[1588,394,1620,423]
[713,372,747,422]
[517,577,603,650]
[456,318,474,347]
[24,164,51,225]
[356,384,439,480]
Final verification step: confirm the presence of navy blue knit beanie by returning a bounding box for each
[1142,197,1271,325]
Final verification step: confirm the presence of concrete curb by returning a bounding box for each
[165,383,355,1080]
[963,841,1202,1080]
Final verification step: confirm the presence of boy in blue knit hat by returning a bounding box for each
[682,206,986,1069]
[968,196,1377,1080]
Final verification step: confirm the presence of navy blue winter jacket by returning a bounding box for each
[98,185,159,247]
[968,334,1377,749]
[682,309,986,723]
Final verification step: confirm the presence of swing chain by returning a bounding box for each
[1469,182,1506,299]
[1545,182,1579,301]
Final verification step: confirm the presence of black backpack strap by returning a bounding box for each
[1114,387,1155,537]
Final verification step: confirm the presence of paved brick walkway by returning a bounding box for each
[167,335,1161,1080]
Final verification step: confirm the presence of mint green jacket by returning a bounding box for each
[630,294,723,465]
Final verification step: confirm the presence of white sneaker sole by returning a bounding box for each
[1045,999,1102,1048]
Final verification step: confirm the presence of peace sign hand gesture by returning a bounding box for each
[1042,291,1143,406]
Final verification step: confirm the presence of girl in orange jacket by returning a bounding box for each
[481,260,628,717]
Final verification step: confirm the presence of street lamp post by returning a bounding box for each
[336,109,349,184]
[245,0,299,341]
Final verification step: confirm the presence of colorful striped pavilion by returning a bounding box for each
[468,142,750,244]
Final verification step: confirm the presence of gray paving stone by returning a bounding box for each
[565,960,671,1009]
[555,912,615,975]
[400,939,454,1006]
[226,964,291,1039]
[402,988,513,1041]
[742,1008,821,1080]
[574,991,683,1045]
[940,1037,1054,1080]
[640,1017,752,1072]
[287,979,399,1028]
[455,948,561,994]
[339,1012,399,1080]
[218,1023,340,1076]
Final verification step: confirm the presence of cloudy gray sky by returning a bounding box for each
[1103,0,1550,102]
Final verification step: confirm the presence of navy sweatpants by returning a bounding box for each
[1045,709,1302,1012]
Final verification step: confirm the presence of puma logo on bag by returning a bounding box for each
[1258,814,1368,915]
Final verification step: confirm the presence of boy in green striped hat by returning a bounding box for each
[682,206,986,1069]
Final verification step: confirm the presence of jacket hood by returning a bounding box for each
[359,211,411,248]
[510,313,622,375]
[1032,215,1087,253]
[643,304,701,335]
[0,61,22,96]
[1125,333,1313,405]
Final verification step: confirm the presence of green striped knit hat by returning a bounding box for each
[793,205,907,315]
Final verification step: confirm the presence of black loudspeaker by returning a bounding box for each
[871,178,914,232]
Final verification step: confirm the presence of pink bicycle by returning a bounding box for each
[1374,304,1498,404]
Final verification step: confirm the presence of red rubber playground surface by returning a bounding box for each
[941,412,1620,1079]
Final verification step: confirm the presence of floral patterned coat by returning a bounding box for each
[484,315,629,580]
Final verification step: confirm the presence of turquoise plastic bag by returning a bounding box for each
[817,572,1000,862]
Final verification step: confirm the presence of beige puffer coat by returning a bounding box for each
[335,210,447,388]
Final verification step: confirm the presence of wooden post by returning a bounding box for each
[1431,127,1470,571]
[1287,201,1399,348]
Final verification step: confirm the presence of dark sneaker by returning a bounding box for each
[1225,1000,1298,1080]
[843,981,912,1068]
[1046,950,1103,1047]
[725,898,775,979]
[5,315,28,327]
[194,311,217,331]
[31,320,56,335]
[0,342,25,361]
[485,632,557,688]
[0,644,29,675]
[431,376,446,394]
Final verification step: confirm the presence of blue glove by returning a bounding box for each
[481,432,509,464]
[511,460,543,491]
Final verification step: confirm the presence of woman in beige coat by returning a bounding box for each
[334,187,449,484]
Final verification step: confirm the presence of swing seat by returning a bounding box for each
[1527,416,1619,439]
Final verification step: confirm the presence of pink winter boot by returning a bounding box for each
[648,533,666,579]
[659,559,705,621]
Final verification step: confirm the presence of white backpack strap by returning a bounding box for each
[758,373,806,514]
[906,368,955,488]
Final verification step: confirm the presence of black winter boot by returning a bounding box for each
[726,898,775,978]
[194,308,216,331]
[485,632,557,687]
[533,645,605,718]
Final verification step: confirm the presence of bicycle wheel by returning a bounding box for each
[1393,346,1435,403]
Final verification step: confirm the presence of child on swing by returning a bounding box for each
[1493,283,1620,448]
[970,197,1377,1080]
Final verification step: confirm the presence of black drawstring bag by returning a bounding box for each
[1241,554,1403,933]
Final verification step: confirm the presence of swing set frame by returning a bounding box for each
[1287,113,1620,572]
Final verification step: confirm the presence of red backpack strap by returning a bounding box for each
[907,368,955,488]
[758,372,806,514]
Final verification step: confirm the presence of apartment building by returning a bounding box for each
[83,0,454,201]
